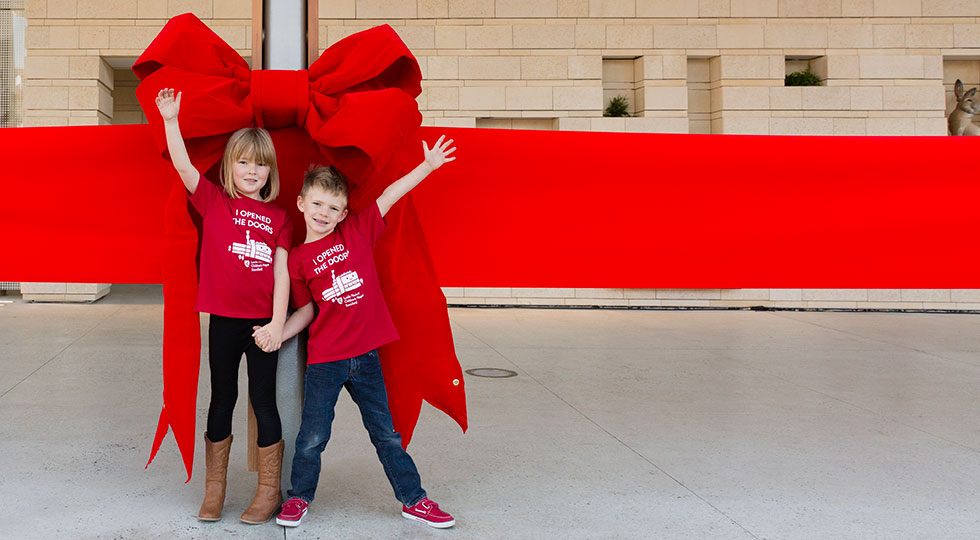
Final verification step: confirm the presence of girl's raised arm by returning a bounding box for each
[155,88,200,194]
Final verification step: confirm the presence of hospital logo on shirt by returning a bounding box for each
[321,269,364,307]
[229,230,272,271]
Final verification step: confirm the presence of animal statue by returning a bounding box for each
[949,79,980,135]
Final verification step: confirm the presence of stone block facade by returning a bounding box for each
[19,0,980,308]
[309,4,967,141]
[20,282,110,302]
[23,0,250,127]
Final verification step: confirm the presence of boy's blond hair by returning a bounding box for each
[220,127,280,201]
[301,165,349,200]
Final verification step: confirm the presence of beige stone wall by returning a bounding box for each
[22,0,250,127]
[316,1,977,136]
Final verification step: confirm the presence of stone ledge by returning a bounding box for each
[21,283,110,303]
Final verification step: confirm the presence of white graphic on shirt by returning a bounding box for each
[321,269,365,304]
[229,230,273,269]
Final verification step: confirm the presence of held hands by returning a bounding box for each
[252,323,283,353]
[155,88,181,121]
[423,135,456,172]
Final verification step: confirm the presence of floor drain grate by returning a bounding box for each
[465,368,518,378]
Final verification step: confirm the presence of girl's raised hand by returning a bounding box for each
[423,135,456,171]
[155,88,181,121]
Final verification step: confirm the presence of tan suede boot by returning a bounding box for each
[240,439,284,524]
[198,433,233,522]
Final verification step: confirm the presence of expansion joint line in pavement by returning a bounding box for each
[0,304,125,401]
[453,319,763,540]
[768,312,980,455]
[771,311,980,370]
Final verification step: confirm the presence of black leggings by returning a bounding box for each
[206,314,282,447]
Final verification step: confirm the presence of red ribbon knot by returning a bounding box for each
[249,69,310,129]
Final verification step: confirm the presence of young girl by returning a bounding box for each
[155,88,292,525]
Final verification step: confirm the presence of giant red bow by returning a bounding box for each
[135,13,467,481]
[134,13,422,182]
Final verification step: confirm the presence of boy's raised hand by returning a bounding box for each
[377,133,457,217]
[155,88,181,121]
[423,135,456,171]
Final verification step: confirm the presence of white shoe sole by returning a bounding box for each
[402,511,455,528]
[276,514,304,527]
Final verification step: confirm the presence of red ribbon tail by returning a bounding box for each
[145,404,169,470]
[146,402,194,482]
[175,414,195,484]
[426,396,469,436]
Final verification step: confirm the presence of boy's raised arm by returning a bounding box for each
[155,88,200,194]
[376,135,456,218]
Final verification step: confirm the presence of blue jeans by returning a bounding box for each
[287,349,427,506]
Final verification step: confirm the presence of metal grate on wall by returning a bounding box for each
[2,1,24,292]
[1,0,24,129]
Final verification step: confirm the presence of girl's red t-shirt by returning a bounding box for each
[188,177,293,318]
[288,203,399,364]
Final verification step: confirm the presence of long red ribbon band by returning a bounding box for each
[413,129,980,288]
[8,126,978,288]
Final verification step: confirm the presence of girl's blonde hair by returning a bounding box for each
[221,127,280,201]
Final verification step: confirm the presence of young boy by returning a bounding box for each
[254,135,456,529]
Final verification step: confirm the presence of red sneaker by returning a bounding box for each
[276,497,308,527]
[401,498,455,528]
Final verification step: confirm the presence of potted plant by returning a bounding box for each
[604,95,631,117]
[785,69,821,86]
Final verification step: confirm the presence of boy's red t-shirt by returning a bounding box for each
[188,177,293,318]
[288,202,399,364]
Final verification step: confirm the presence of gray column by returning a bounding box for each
[263,0,308,488]
[263,0,306,71]
[276,329,307,488]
